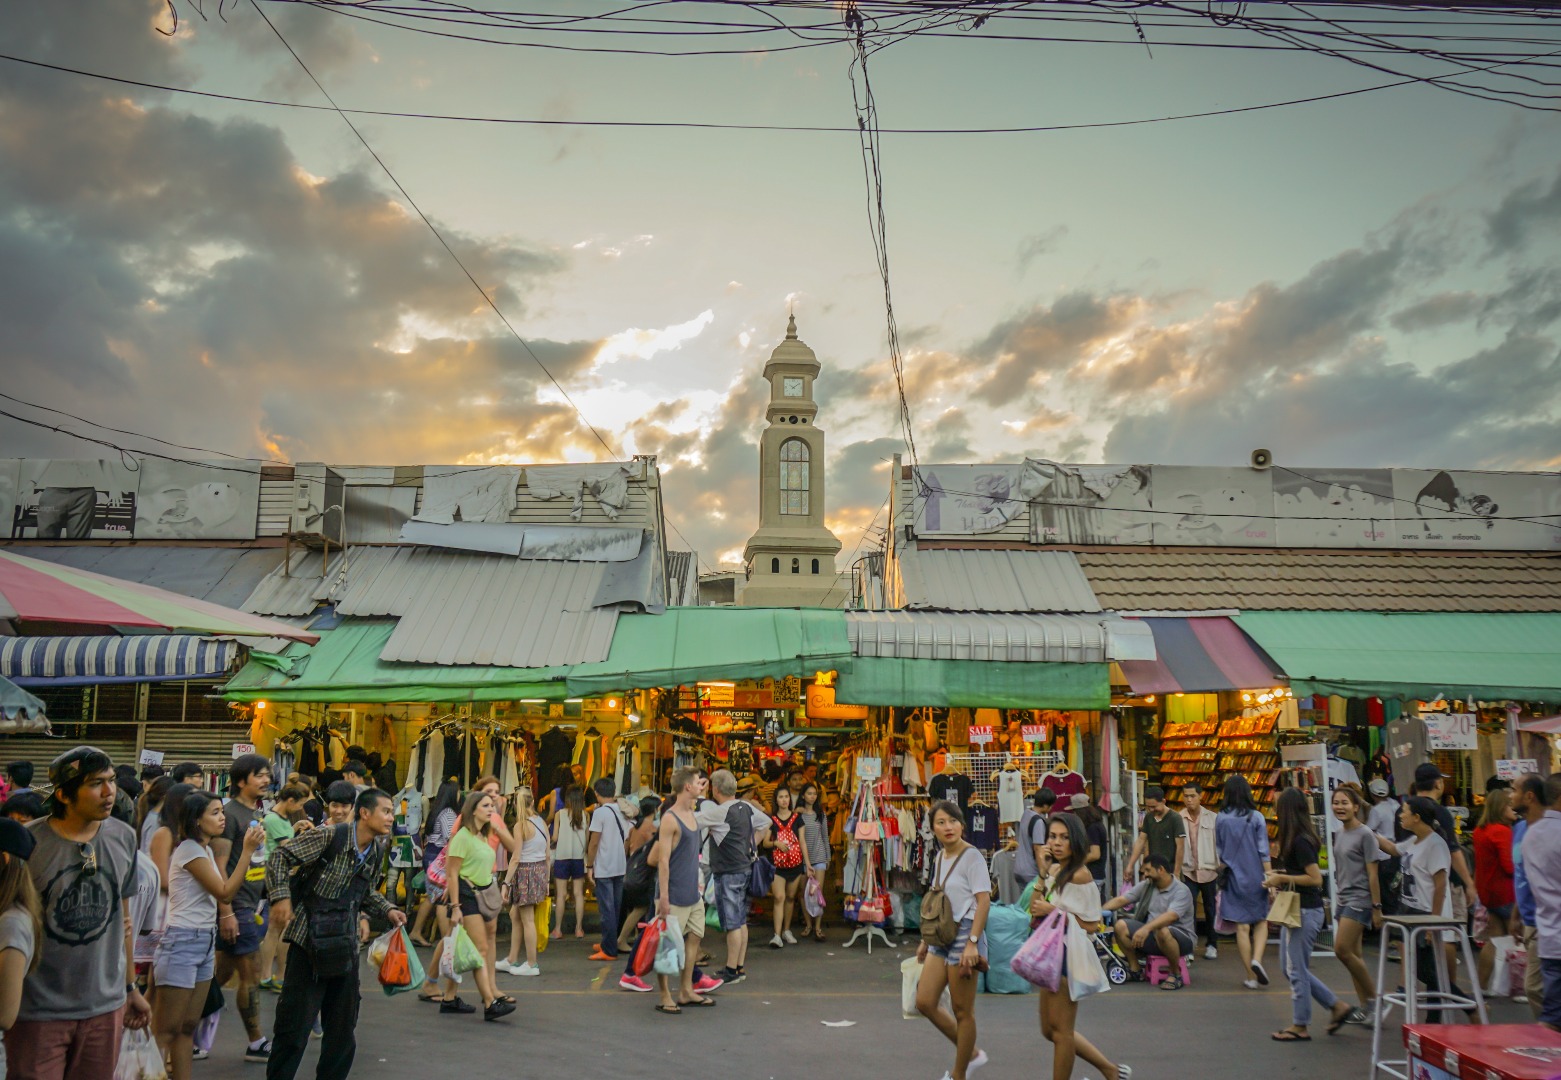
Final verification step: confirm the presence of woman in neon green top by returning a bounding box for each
[442,792,514,1020]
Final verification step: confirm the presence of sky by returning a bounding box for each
[2,1,1560,570]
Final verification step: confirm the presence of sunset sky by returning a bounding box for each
[3,2,1559,568]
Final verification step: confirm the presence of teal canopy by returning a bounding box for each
[834,657,1109,709]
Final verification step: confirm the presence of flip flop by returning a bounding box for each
[678,997,717,1008]
[1271,1030,1311,1042]
[655,1004,682,1015]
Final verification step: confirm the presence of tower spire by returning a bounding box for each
[786,312,798,340]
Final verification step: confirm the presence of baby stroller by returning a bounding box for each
[1093,910,1130,986]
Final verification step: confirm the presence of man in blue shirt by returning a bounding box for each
[1513,773,1548,1017]
[1519,774,1561,1031]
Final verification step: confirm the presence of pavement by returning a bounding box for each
[207,928,1535,1079]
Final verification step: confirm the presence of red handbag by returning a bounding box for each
[631,919,662,978]
[856,896,887,923]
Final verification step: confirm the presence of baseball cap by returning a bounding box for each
[48,745,112,789]
[0,819,35,862]
[1413,763,1449,787]
[1367,778,1389,797]
[1069,793,1090,809]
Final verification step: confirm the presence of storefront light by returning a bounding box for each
[607,698,619,709]
[1144,695,1155,704]
[255,701,268,711]
[565,698,584,704]
[520,699,545,704]
[1241,693,1252,703]
[626,714,640,725]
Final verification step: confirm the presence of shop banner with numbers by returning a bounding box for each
[1424,714,1476,751]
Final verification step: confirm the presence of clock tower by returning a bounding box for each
[740,315,846,607]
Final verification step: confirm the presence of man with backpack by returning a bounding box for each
[698,769,772,985]
[264,788,404,1080]
[1011,788,1055,888]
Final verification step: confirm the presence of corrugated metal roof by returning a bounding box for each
[665,551,697,607]
[241,548,347,617]
[846,611,1112,663]
[893,547,1100,612]
[328,544,662,667]
[1076,550,1561,613]
[0,544,284,609]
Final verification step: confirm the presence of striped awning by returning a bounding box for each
[0,636,241,687]
[1114,617,1284,694]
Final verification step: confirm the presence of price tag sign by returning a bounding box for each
[1497,758,1539,780]
[1425,713,1477,751]
[854,756,882,780]
[968,725,994,745]
[231,743,256,759]
[1021,724,1048,744]
[139,749,164,767]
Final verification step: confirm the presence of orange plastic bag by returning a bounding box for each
[378,928,411,989]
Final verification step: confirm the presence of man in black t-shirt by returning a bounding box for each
[1411,762,1476,981]
[213,753,274,1063]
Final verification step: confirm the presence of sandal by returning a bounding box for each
[678,996,716,1007]
[1159,975,1183,991]
[655,1004,682,1015]
[1271,1029,1311,1042]
[814,929,826,942]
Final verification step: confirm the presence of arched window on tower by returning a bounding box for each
[780,438,810,516]
[791,558,800,574]
[811,559,820,574]
[771,557,779,574]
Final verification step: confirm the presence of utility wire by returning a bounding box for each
[245,0,713,572]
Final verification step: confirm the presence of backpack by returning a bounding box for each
[920,847,975,948]
[772,814,803,870]
[293,823,371,978]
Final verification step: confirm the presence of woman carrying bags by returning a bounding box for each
[155,792,266,1080]
[797,782,830,942]
[441,792,515,1021]
[1266,787,1354,1041]
[1215,774,1273,990]
[1030,814,1130,1080]
[914,801,990,1080]
[497,787,550,978]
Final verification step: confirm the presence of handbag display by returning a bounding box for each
[1266,887,1302,929]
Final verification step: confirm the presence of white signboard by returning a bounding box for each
[1425,713,1477,751]
[1025,460,1153,546]
[1497,759,1539,780]
[854,756,882,780]
[1272,468,1396,548]
[231,743,256,759]
[139,749,165,767]
[1151,466,1275,547]
[912,465,1025,536]
[10,459,139,539]
[1391,469,1561,551]
[133,458,262,540]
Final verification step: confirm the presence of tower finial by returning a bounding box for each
[786,312,798,340]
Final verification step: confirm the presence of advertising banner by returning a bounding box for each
[133,458,262,540]
[911,465,1025,536]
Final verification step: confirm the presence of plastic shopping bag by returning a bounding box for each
[653,915,686,977]
[900,956,953,1019]
[1486,935,1516,998]
[438,928,462,983]
[115,1029,168,1080]
[1010,909,1067,990]
[382,927,425,996]
[452,925,484,974]
[1065,913,1111,1001]
[804,878,825,919]
[368,928,397,969]
[378,927,412,990]
[632,917,662,978]
[534,897,552,954]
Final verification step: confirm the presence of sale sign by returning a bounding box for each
[1021,725,1049,744]
[968,725,994,745]
[1424,713,1477,751]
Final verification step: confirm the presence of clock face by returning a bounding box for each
[782,377,804,398]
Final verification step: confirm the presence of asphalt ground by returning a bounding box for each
[206,927,1534,1079]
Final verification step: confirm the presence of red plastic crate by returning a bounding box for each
[1405,1023,1561,1080]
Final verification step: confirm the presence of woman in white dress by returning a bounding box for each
[1029,814,1131,1080]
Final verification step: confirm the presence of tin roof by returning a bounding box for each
[893,546,1100,613]
[0,544,284,609]
[846,610,1114,663]
[1074,549,1561,613]
[241,548,347,617]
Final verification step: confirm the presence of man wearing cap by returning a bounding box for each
[1410,763,1477,978]
[7,747,149,1080]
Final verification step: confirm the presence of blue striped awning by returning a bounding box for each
[0,636,240,686]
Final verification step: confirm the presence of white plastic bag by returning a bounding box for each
[653,915,686,976]
[1065,915,1111,1001]
[899,955,952,1019]
[1486,935,1516,998]
[803,878,825,919]
[367,928,397,970]
[114,1029,167,1080]
[438,928,462,984]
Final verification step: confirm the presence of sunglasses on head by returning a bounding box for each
[77,843,98,879]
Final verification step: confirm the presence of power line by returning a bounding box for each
[245,1,714,571]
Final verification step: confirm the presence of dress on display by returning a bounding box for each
[1214,808,1270,924]
[995,769,1025,823]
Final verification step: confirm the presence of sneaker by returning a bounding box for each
[782,930,798,945]
[484,999,516,1021]
[1204,945,1218,960]
[495,959,520,974]
[311,1020,323,1040]
[258,977,282,993]
[693,974,724,994]
[1251,961,1270,986]
[192,1049,210,1061]
[717,966,745,985]
[244,1040,272,1063]
[968,1049,990,1075]
[769,934,784,949]
[516,963,541,977]
[440,997,476,1014]
[619,974,653,992]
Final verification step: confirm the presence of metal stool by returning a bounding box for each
[1370,914,1488,1079]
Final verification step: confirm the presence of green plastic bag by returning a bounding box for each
[382,927,425,997]
[452,925,483,974]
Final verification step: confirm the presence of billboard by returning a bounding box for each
[1272,468,1396,548]
[1390,469,1561,551]
[10,459,139,539]
[910,465,1026,536]
[133,459,262,540]
[1150,466,1275,547]
[1024,460,1154,545]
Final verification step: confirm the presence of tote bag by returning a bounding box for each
[1010,908,1066,991]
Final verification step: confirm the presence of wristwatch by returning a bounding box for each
[1371,903,1383,909]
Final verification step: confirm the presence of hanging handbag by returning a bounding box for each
[854,784,881,841]
[1266,886,1302,929]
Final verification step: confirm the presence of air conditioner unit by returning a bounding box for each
[290,463,345,544]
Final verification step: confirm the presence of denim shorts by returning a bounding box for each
[215,904,267,958]
[154,926,217,989]
[554,858,586,881]
[925,917,989,964]
[1338,905,1375,926]
[712,872,749,933]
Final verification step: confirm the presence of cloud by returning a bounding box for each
[1488,167,1561,253]
[1017,225,1069,273]
[1390,292,1481,333]
[970,292,1148,405]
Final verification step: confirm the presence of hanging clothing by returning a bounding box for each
[539,727,575,786]
[1040,769,1086,801]
[995,769,1025,824]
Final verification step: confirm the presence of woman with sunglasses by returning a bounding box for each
[154,792,264,1080]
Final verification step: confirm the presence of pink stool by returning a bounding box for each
[1145,956,1191,987]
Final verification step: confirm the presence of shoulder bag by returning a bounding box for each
[919,847,974,947]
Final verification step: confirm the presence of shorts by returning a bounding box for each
[154,926,217,989]
[926,916,989,964]
[668,900,706,941]
[1338,905,1375,926]
[775,864,805,883]
[1487,903,1515,922]
[215,905,267,957]
[712,872,749,933]
[1123,919,1196,958]
[555,858,586,881]
[454,889,482,919]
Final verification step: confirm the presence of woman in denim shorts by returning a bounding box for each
[914,801,990,1080]
[155,792,265,1080]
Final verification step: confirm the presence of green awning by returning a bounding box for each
[834,657,1109,709]
[1233,611,1561,702]
[223,619,571,704]
[565,607,853,695]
